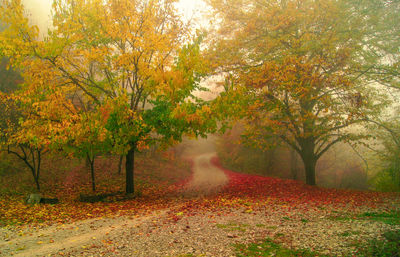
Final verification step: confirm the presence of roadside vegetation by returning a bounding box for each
[0,149,191,226]
[0,0,399,256]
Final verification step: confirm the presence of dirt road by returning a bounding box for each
[0,138,230,256]
[183,152,228,196]
[1,142,395,256]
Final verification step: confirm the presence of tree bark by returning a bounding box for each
[9,146,42,191]
[35,149,41,191]
[304,157,317,186]
[125,147,135,194]
[299,138,317,186]
[33,170,40,191]
[86,154,96,192]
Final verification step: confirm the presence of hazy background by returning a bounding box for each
[19,0,378,191]
[23,0,208,32]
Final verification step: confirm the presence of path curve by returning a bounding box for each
[0,210,168,257]
[0,136,228,256]
[183,152,228,196]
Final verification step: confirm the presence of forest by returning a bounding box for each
[0,0,399,256]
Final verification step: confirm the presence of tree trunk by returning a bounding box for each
[33,172,40,191]
[35,149,41,191]
[87,155,96,192]
[298,138,317,186]
[8,146,43,191]
[125,147,135,194]
[304,157,317,186]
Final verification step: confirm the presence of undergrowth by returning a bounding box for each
[0,149,191,226]
[235,238,325,257]
[356,229,400,257]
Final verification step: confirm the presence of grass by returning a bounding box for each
[359,210,400,225]
[301,218,309,224]
[356,229,400,257]
[327,210,400,226]
[216,222,249,232]
[235,238,325,257]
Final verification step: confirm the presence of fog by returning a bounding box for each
[214,123,370,190]
[8,0,396,191]
[22,0,207,32]
[22,0,52,34]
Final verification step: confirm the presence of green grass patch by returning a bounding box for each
[235,238,325,257]
[216,223,249,232]
[301,218,309,224]
[359,210,400,225]
[356,229,400,256]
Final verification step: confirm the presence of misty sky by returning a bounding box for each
[21,0,217,99]
[23,0,207,34]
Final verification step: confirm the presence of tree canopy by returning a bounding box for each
[207,0,386,185]
[0,0,212,193]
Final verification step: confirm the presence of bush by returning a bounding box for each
[372,167,400,192]
[357,230,400,257]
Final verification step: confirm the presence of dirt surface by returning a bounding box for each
[0,145,229,257]
[1,143,398,256]
[2,204,396,257]
[183,152,228,196]
[0,210,167,257]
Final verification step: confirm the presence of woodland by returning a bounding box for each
[0,0,400,256]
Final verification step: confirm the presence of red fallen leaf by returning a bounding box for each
[1,152,398,228]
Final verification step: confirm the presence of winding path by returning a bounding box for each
[0,137,229,256]
[179,136,228,195]
[183,152,228,195]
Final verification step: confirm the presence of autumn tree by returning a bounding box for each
[0,57,79,191]
[207,0,384,185]
[60,108,113,192]
[0,23,48,191]
[0,0,210,194]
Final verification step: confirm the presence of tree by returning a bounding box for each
[0,27,46,191]
[207,0,383,185]
[61,108,113,192]
[0,62,77,191]
[355,0,400,88]
[0,93,46,191]
[0,0,211,194]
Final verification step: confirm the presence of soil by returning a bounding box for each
[182,152,228,196]
[0,147,398,257]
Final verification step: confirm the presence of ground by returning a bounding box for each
[0,138,399,256]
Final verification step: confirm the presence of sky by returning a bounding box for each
[22,0,208,34]
[21,0,218,100]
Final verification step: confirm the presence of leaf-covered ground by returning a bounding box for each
[0,151,192,226]
[0,151,399,256]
